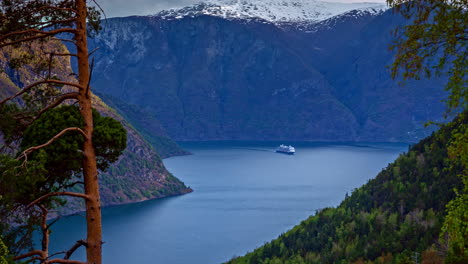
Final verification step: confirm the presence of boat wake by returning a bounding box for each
[235,147,274,152]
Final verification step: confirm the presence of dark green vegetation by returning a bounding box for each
[388,0,467,114]
[95,92,189,158]
[227,112,467,264]
[0,105,126,255]
[0,43,191,215]
[387,1,467,262]
[0,1,108,262]
[0,238,8,264]
[0,7,191,260]
[19,105,126,195]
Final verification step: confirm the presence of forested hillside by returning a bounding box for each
[227,111,466,264]
[0,43,191,215]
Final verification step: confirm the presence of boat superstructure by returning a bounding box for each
[276,144,295,155]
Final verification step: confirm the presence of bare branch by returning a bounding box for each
[0,80,83,105]
[34,92,80,120]
[85,57,95,98]
[13,250,45,261]
[47,215,62,230]
[52,38,76,44]
[91,0,107,20]
[36,19,78,31]
[49,52,78,57]
[88,47,100,57]
[28,192,91,208]
[44,259,86,264]
[45,239,87,261]
[20,18,78,32]
[62,181,85,190]
[17,127,88,161]
[34,5,79,15]
[64,240,87,260]
[24,256,44,263]
[0,28,77,48]
[0,27,76,43]
[47,251,67,259]
[0,29,47,42]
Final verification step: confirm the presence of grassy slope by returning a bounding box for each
[227,112,466,264]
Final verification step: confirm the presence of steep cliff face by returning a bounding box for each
[295,9,447,141]
[95,92,189,158]
[89,95,192,209]
[0,43,191,214]
[88,7,445,143]
[90,15,360,141]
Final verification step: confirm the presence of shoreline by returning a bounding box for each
[49,187,193,220]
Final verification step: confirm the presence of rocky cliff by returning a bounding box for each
[0,43,192,214]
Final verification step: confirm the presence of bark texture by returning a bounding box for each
[75,0,103,263]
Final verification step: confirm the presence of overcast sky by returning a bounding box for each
[95,0,387,18]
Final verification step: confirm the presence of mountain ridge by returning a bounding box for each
[153,0,387,27]
[88,8,445,143]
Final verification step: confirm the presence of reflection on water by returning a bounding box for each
[49,142,407,264]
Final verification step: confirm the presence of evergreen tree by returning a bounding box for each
[0,1,109,263]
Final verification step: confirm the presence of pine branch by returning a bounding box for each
[17,127,88,162]
[28,192,91,208]
[13,250,46,261]
[28,18,78,31]
[34,5,79,15]
[0,80,83,105]
[0,28,77,47]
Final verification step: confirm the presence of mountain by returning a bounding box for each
[0,43,192,214]
[155,0,386,26]
[87,4,445,142]
[226,111,466,264]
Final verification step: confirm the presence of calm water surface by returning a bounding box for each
[49,142,407,264]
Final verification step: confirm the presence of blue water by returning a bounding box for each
[48,142,407,264]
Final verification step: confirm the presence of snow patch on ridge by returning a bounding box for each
[303,6,388,33]
[154,0,388,25]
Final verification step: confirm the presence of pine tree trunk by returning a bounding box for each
[75,0,103,263]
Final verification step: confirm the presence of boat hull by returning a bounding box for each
[275,150,295,155]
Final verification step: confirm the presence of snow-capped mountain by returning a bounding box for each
[86,3,446,143]
[304,6,388,32]
[155,0,387,24]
